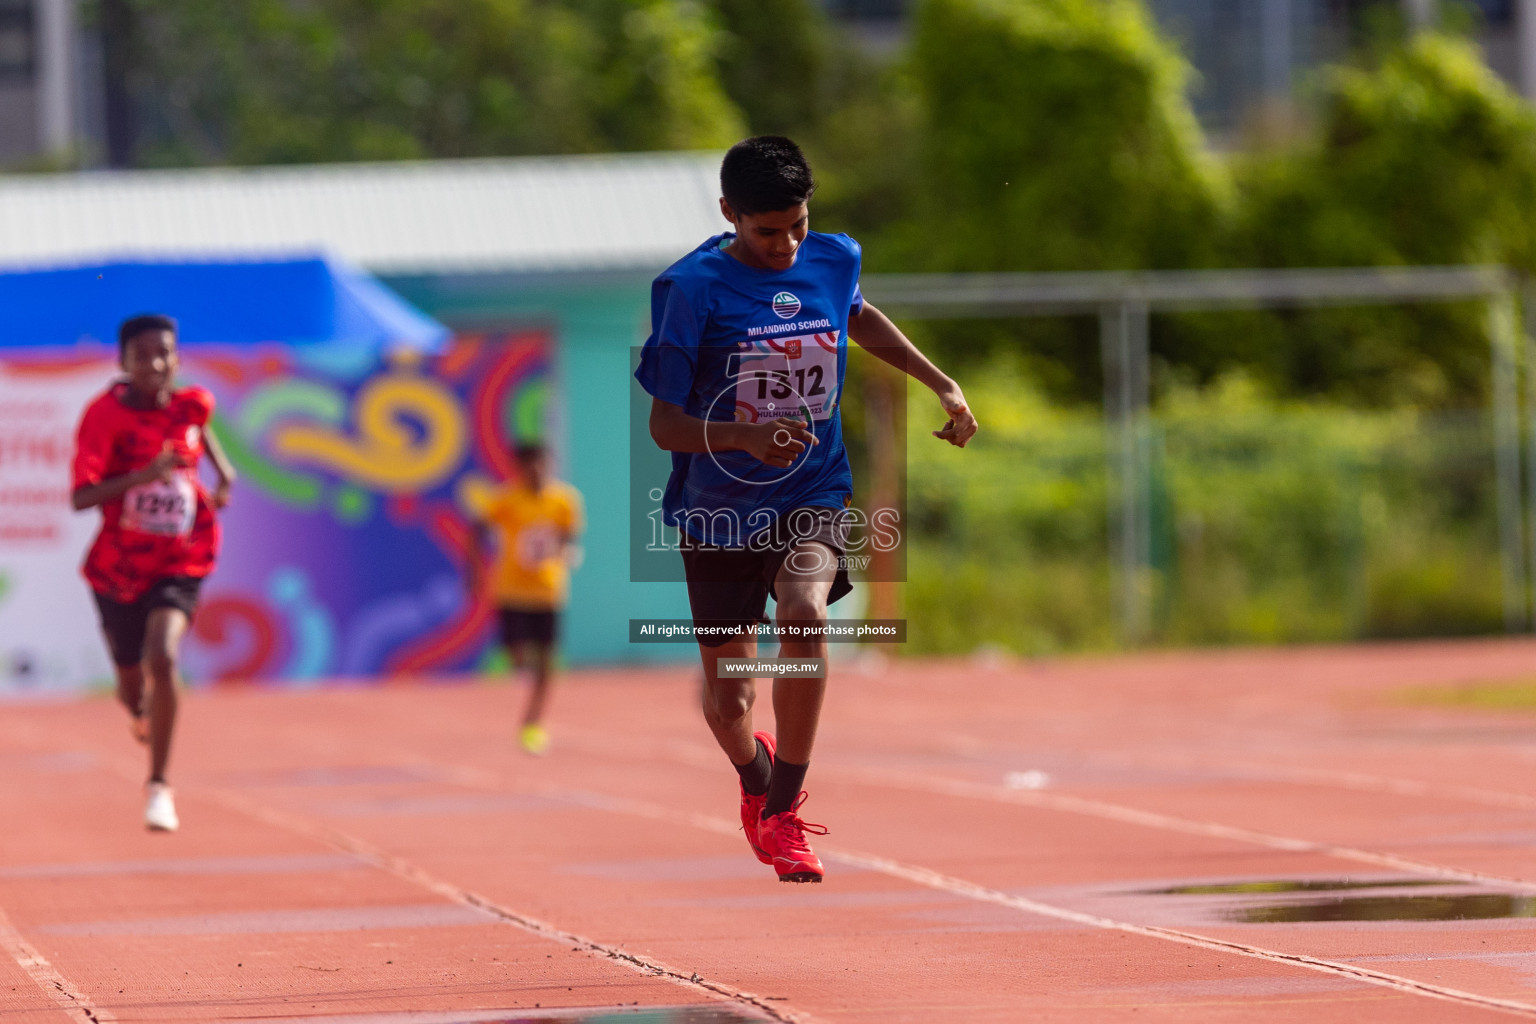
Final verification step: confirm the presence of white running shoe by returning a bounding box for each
[144,782,179,832]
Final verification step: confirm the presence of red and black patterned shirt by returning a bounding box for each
[71,383,221,602]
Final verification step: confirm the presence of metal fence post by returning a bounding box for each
[1492,291,1527,631]
[1101,300,1152,642]
[1522,279,1536,630]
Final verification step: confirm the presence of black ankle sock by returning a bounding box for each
[733,737,772,796]
[763,758,808,819]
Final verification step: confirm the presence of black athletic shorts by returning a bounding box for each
[681,506,854,648]
[93,575,204,668]
[498,607,558,647]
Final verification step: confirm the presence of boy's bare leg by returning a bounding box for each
[752,540,837,881]
[114,662,150,743]
[699,634,759,766]
[522,643,555,727]
[114,662,145,715]
[771,541,836,766]
[142,608,187,783]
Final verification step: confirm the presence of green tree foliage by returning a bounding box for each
[702,0,916,260]
[1220,34,1536,405]
[904,366,1506,654]
[1239,34,1536,271]
[117,0,745,166]
[834,0,1230,403]
[897,0,1227,273]
[706,0,829,136]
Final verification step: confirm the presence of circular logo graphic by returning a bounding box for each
[703,380,814,487]
[772,292,801,319]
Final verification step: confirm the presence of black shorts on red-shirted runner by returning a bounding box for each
[92,575,204,668]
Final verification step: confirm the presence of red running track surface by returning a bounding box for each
[7,639,1536,1021]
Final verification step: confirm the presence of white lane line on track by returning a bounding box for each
[438,741,1536,1017]
[857,766,1536,893]
[985,744,1536,818]
[0,905,112,1023]
[420,756,1536,1018]
[555,728,1536,892]
[1202,758,1536,814]
[44,732,802,1024]
[196,784,810,1024]
[0,722,111,1023]
[543,785,1536,1021]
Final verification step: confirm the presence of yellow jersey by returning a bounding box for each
[477,480,583,610]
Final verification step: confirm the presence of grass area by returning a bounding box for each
[891,366,1506,656]
[1398,679,1536,711]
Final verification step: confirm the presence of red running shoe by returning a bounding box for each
[758,791,828,883]
[741,731,776,864]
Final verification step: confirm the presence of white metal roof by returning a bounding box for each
[0,152,725,274]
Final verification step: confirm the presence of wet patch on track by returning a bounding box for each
[1231,890,1536,924]
[1127,876,1536,924]
[1146,878,1455,897]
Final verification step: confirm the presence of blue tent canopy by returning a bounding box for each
[0,255,448,351]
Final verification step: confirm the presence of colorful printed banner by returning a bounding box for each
[0,333,552,693]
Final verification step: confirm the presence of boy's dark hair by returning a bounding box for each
[118,313,178,357]
[513,441,547,462]
[720,136,815,216]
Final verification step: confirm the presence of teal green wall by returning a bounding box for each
[384,270,692,666]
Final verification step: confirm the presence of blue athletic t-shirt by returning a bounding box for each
[635,230,864,546]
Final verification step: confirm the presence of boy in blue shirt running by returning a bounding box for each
[636,136,977,882]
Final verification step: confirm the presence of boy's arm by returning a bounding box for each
[648,398,818,469]
[559,496,584,570]
[466,519,490,596]
[71,443,183,511]
[848,301,978,448]
[203,425,237,509]
[562,491,585,546]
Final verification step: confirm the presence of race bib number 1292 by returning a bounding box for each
[121,476,195,537]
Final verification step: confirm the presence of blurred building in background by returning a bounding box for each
[4,1,1536,166]
[0,0,77,164]
[1148,0,1525,134]
[0,153,722,671]
[816,0,1534,137]
[822,0,911,53]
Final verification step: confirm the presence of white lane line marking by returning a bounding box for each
[419,757,1536,1017]
[977,744,1536,816]
[0,722,800,1024]
[550,785,1536,1020]
[830,847,1536,1019]
[554,728,1536,892]
[1202,757,1536,813]
[859,767,1536,893]
[0,905,112,1023]
[197,784,807,1024]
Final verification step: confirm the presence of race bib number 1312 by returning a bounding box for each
[732,332,841,424]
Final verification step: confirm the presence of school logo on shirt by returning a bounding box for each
[185,425,200,448]
[772,292,801,319]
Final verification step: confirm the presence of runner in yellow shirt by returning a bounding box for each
[467,443,584,755]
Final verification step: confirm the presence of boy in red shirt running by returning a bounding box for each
[71,314,235,832]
